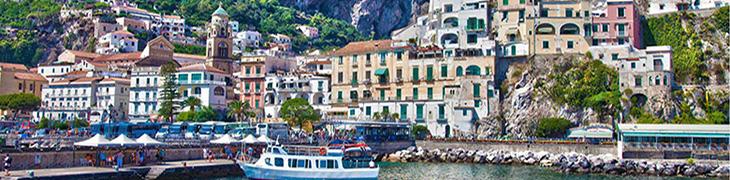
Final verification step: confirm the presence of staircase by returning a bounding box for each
[145,167,166,180]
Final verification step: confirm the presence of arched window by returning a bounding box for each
[217,42,228,57]
[193,87,202,94]
[536,24,555,35]
[654,76,661,86]
[456,66,463,76]
[214,86,225,96]
[663,75,668,85]
[466,65,481,75]
[560,23,580,35]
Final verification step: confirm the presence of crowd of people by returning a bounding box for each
[82,148,166,168]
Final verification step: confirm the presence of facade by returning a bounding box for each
[96,30,139,54]
[237,55,296,120]
[205,5,237,103]
[392,0,496,57]
[268,34,291,51]
[304,60,332,76]
[526,0,592,55]
[157,15,186,41]
[233,31,263,54]
[116,17,151,32]
[263,72,330,120]
[647,0,730,15]
[617,124,730,159]
[93,19,122,38]
[494,0,531,57]
[297,25,319,38]
[589,45,673,98]
[329,40,499,137]
[38,62,74,83]
[0,63,47,99]
[176,64,231,111]
[39,76,129,122]
[128,37,178,122]
[592,0,643,48]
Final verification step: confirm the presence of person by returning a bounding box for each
[85,153,94,166]
[207,149,214,162]
[139,149,145,166]
[33,153,41,169]
[115,151,124,168]
[99,152,107,167]
[4,154,12,176]
[202,148,208,160]
[159,149,166,162]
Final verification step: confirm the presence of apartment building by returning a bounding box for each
[263,72,330,120]
[128,37,177,122]
[39,76,129,122]
[592,0,642,48]
[647,0,730,15]
[96,30,139,54]
[0,63,47,97]
[589,45,673,99]
[526,0,592,55]
[495,0,531,57]
[233,31,263,55]
[329,40,499,137]
[236,55,296,120]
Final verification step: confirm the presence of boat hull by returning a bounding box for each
[240,162,379,180]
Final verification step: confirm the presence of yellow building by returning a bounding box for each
[329,40,499,137]
[526,0,592,55]
[0,63,48,119]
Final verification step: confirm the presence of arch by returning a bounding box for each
[465,65,481,75]
[312,93,325,105]
[217,42,228,57]
[654,76,661,86]
[560,23,580,35]
[443,17,459,28]
[456,66,463,76]
[265,93,275,105]
[444,125,451,138]
[630,94,648,107]
[440,33,459,46]
[536,23,555,35]
[193,87,202,94]
[213,86,225,96]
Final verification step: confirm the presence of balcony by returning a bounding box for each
[415,118,425,123]
[179,80,227,85]
[437,118,447,124]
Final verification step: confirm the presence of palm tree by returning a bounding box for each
[227,100,253,124]
[372,112,382,121]
[391,113,400,122]
[183,96,201,112]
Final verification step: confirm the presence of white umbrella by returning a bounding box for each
[110,134,143,147]
[211,134,240,144]
[256,135,273,144]
[74,134,115,147]
[241,134,257,144]
[136,134,166,146]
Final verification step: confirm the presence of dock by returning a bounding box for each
[2,159,243,180]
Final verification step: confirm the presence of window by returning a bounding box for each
[255,83,261,92]
[352,55,358,65]
[440,65,448,77]
[618,7,625,17]
[602,24,608,32]
[427,87,433,100]
[245,83,250,91]
[318,160,338,169]
[611,53,619,60]
[396,51,403,60]
[503,0,508,6]
[413,88,419,100]
[412,67,419,81]
[338,56,343,64]
[337,91,343,101]
[540,9,548,17]
[350,109,356,116]
[438,105,445,119]
[351,72,358,84]
[379,52,387,65]
[416,104,424,121]
[520,0,525,4]
[631,62,636,69]
[194,87,202,94]
[456,66,463,76]
[444,4,453,12]
[488,89,494,97]
[565,8,573,17]
[400,104,408,120]
[379,89,385,101]
[214,86,225,96]
[366,106,371,116]
[542,41,549,49]
[467,34,477,44]
[191,73,202,81]
[473,83,481,97]
[396,89,402,100]
[634,76,642,87]
[337,72,343,83]
[274,158,284,167]
[426,66,433,81]
[245,67,251,74]
[567,41,574,49]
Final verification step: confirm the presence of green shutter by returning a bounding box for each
[503,0,509,5]
[427,87,433,100]
[473,83,481,97]
[520,0,525,4]
[416,104,424,121]
[400,104,408,120]
[412,67,419,81]
[396,89,402,100]
[440,65,448,77]
[380,89,385,101]
[426,66,433,81]
[413,88,419,100]
[438,105,445,119]
[366,106,371,115]
[488,89,494,97]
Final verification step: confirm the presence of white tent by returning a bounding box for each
[110,134,143,147]
[241,134,257,144]
[256,135,273,144]
[136,134,166,146]
[74,134,115,147]
[211,134,240,144]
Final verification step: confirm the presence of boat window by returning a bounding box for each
[274,158,284,167]
[318,160,338,169]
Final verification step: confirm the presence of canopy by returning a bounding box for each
[211,134,240,144]
[241,134,257,144]
[136,134,166,146]
[256,135,273,143]
[374,68,388,76]
[110,134,143,147]
[74,134,115,147]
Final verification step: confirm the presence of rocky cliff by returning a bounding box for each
[280,0,429,38]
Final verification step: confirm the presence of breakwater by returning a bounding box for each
[417,140,616,156]
[381,147,730,178]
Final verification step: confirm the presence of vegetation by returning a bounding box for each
[157,62,179,122]
[643,13,705,83]
[279,98,319,132]
[227,100,254,123]
[0,0,60,66]
[182,96,202,111]
[0,0,60,28]
[411,125,430,140]
[0,30,44,67]
[541,60,621,123]
[176,106,220,122]
[711,7,729,34]
[0,93,42,121]
[174,43,206,55]
[535,117,572,138]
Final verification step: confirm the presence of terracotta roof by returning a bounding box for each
[178,63,226,74]
[100,77,130,84]
[173,53,206,60]
[135,55,179,67]
[94,52,142,62]
[0,63,29,71]
[328,40,410,56]
[110,30,134,36]
[67,50,101,59]
[14,72,47,82]
[53,77,103,84]
[163,15,182,19]
[306,60,331,65]
[29,68,38,73]
[39,62,74,67]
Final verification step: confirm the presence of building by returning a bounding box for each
[116,17,151,32]
[647,0,730,15]
[39,76,129,122]
[233,31,263,54]
[591,0,642,48]
[304,60,332,76]
[263,72,330,120]
[297,25,319,38]
[128,37,178,122]
[176,63,231,111]
[236,55,296,120]
[617,124,730,159]
[391,0,496,57]
[268,34,291,51]
[38,62,74,83]
[329,40,499,137]
[0,63,47,97]
[494,0,531,57]
[96,30,139,54]
[157,15,186,42]
[589,45,673,100]
[93,18,122,38]
[229,20,240,33]
[205,5,237,103]
[526,0,592,55]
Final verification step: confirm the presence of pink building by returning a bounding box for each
[592,0,642,48]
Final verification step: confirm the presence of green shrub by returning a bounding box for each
[411,125,430,140]
[535,117,572,138]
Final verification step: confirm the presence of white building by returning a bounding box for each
[647,0,730,15]
[39,76,130,122]
[38,62,74,83]
[590,45,674,98]
[176,64,231,111]
[297,25,319,38]
[96,30,139,54]
[233,31,263,55]
[269,34,291,51]
[128,37,177,122]
[263,72,330,120]
[229,20,240,33]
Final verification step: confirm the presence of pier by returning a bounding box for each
[2,159,242,180]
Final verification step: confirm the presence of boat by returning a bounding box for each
[239,143,379,179]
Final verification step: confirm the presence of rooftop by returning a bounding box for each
[328,40,410,56]
[178,63,226,74]
[14,72,47,82]
[618,124,730,138]
[0,63,28,71]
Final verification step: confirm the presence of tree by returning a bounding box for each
[183,96,201,111]
[391,113,400,122]
[412,125,430,140]
[0,93,41,121]
[372,112,381,121]
[37,117,50,129]
[279,98,319,132]
[195,106,217,122]
[227,100,252,123]
[535,117,573,138]
[177,111,195,122]
[158,62,179,123]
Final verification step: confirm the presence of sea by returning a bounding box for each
[205,162,714,180]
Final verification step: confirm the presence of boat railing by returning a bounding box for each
[283,145,329,156]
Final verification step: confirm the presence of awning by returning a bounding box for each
[374,68,389,76]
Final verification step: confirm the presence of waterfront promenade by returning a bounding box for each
[2,159,240,180]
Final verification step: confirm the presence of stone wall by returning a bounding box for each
[6,147,222,170]
[417,141,617,156]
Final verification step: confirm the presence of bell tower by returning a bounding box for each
[206,3,234,74]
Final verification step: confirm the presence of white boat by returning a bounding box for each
[239,144,379,180]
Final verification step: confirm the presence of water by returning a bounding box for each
[207,162,715,180]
